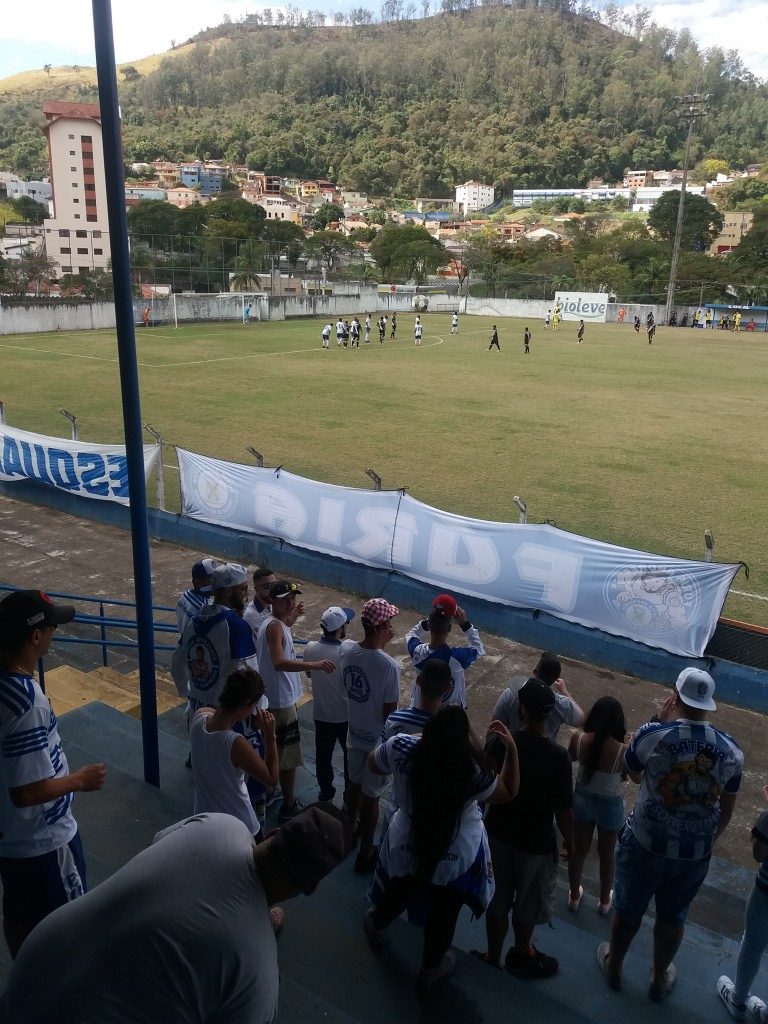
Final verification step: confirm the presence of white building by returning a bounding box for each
[455,181,495,215]
[41,101,110,277]
[0,172,52,207]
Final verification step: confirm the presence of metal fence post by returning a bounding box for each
[99,602,108,666]
[144,424,165,511]
[59,408,78,440]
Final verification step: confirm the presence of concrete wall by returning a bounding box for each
[0,301,117,335]
[2,477,766,713]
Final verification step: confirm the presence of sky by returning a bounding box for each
[0,0,765,81]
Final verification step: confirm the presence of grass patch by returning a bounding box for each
[1,313,765,624]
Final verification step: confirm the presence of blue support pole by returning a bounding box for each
[91,0,160,787]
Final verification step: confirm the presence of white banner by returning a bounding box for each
[0,424,160,506]
[178,449,741,657]
[555,291,609,322]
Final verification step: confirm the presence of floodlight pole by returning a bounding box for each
[366,468,382,491]
[246,446,264,467]
[143,424,165,510]
[664,94,710,325]
[59,408,78,441]
[92,0,159,787]
[705,529,715,563]
[513,495,528,524]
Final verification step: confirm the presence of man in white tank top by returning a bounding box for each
[256,581,334,821]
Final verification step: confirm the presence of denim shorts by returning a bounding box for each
[614,826,710,926]
[572,788,625,832]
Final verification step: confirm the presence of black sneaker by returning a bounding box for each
[504,945,559,979]
[318,787,336,802]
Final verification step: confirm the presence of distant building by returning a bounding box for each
[709,211,754,255]
[455,181,495,215]
[125,185,166,202]
[165,187,206,209]
[41,101,110,277]
[623,170,654,188]
[179,161,224,196]
[151,161,181,188]
[0,172,52,206]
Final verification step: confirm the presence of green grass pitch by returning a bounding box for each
[1,312,765,626]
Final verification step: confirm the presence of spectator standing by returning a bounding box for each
[303,606,356,802]
[492,651,584,743]
[190,666,278,837]
[175,557,220,633]
[365,708,519,989]
[256,581,334,821]
[341,598,401,872]
[473,679,574,978]
[0,590,107,957]
[717,784,768,1022]
[706,308,714,329]
[243,565,277,642]
[567,696,629,915]
[406,594,485,710]
[598,668,743,1000]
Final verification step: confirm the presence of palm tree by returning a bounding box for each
[43,64,52,77]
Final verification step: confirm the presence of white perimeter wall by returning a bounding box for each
[1,295,666,334]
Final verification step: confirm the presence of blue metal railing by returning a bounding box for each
[0,584,178,690]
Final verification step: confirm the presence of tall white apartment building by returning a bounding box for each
[41,101,111,277]
[455,180,495,215]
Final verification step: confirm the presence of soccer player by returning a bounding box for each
[378,316,386,342]
[551,308,560,332]
[633,315,641,334]
[524,327,531,353]
[321,322,332,349]
[335,318,345,346]
[365,314,372,343]
[488,325,500,351]
[451,311,459,334]
[544,309,551,330]
[617,307,626,323]
[351,318,360,348]
[577,319,585,344]
[646,312,656,345]
[390,313,397,339]
[414,318,423,345]
[243,303,252,325]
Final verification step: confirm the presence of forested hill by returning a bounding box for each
[2,4,767,195]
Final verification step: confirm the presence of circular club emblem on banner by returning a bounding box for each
[186,635,220,692]
[191,464,238,519]
[603,566,700,637]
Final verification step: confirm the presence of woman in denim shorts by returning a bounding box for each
[566,697,629,915]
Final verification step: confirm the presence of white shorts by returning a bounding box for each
[347,746,387,798]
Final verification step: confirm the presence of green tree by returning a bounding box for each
[311,202,344,229]
[370,223,445,281]
[648,191,724,253]
[10,195,47,225]
[304,230,356,271]
[59,269,114,300]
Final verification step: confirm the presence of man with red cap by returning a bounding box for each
[406,594,485,709]
[0,590,107,956]
[341,597,401,872]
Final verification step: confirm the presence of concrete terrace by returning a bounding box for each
[1,493,767,1020]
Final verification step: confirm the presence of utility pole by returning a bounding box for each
[664,94,710,326]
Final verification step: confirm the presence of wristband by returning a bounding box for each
[461,621,472,631]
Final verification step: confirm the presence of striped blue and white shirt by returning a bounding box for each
[176,588,211,634]
[0,671,77,857]
[406,620,485,709]
[625,717,743,860]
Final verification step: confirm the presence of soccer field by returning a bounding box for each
[1,312,766,626]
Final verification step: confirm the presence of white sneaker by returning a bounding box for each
[717,976,747,1021]
[597,890,614,916]
[747,996,768,1023]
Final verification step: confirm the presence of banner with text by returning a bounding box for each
[0,424,160,506]
[178,449,740,657]
[555,291,609,322]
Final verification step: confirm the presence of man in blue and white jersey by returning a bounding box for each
[0,590,107,956]
[383,658,451,741]
[406,594,485,710]
[175,557,220,633]
[171,563,259,714]
[598,668,743,999]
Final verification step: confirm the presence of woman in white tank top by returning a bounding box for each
[566,696,630,915]
[190,666,279,837]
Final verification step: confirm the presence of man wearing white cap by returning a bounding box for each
[597,668,743,1001]
[175,557,221,634]
[303,606,356,802]
[341,598,401,872]
[171,563,259,715]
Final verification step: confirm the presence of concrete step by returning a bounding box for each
[44,665,141,717]
[122,667,185,706]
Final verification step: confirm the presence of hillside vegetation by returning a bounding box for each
[0,5,766,195]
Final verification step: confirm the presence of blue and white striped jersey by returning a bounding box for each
[176,588,211,634]
[625,717,743,860]
[406,621,485,709]
[0,671,78,857]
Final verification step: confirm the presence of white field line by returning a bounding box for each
[0,342,118,363]
[731,590,768,603]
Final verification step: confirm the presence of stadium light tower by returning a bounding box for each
[664,94,710,325]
